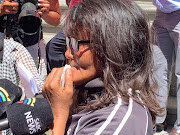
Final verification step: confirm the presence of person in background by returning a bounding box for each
[0,35,43,135]
[43,0,162,134]
[152,0,180,134]
[0,0,61,82]
[46,0,82,74]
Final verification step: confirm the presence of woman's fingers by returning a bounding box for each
[45,68,60,84]
[43,68,63,96]
[64,69,73,95]
[42,68,58,99]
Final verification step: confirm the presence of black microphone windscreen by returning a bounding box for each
[6,98,54,135]
[0,79,22,118]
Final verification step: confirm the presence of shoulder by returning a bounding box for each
[8,38,29,54]
[4,38,31,60]
[4,38,19,53]
[4,38,24,50]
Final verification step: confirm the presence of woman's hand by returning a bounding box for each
[43,68,73,135]
[0,0,19,16]
[37,0,50,16]
[42,67,73,117]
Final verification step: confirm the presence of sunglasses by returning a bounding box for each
[66,37,91,53]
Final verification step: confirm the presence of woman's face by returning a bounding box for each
[65,36,101,86]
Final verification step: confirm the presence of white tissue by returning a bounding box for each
[60,64,71,87]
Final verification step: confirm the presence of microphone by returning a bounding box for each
[0,97,54,135]
[0,79,22,118]
[0,118,8,131]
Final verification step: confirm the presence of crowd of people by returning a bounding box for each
[0,0,180,134]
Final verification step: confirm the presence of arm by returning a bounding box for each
[38,0,61,26]
[42,68,73,135]
[0,0,18,16]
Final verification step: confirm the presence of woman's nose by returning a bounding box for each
[65,48,74,60]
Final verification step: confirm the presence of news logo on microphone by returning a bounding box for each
[17,98,41,134]
[0,87,11,102]
[24,110,41,134]
[6,98,54,135]
[17,97,36,107]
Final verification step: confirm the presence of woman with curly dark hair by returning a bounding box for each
[43,0,162,134]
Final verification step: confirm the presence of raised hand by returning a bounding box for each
[0,0,19,16]
[37,0,50,16]
[42,67,73,117]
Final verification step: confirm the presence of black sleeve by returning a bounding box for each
[46,29,66,74]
